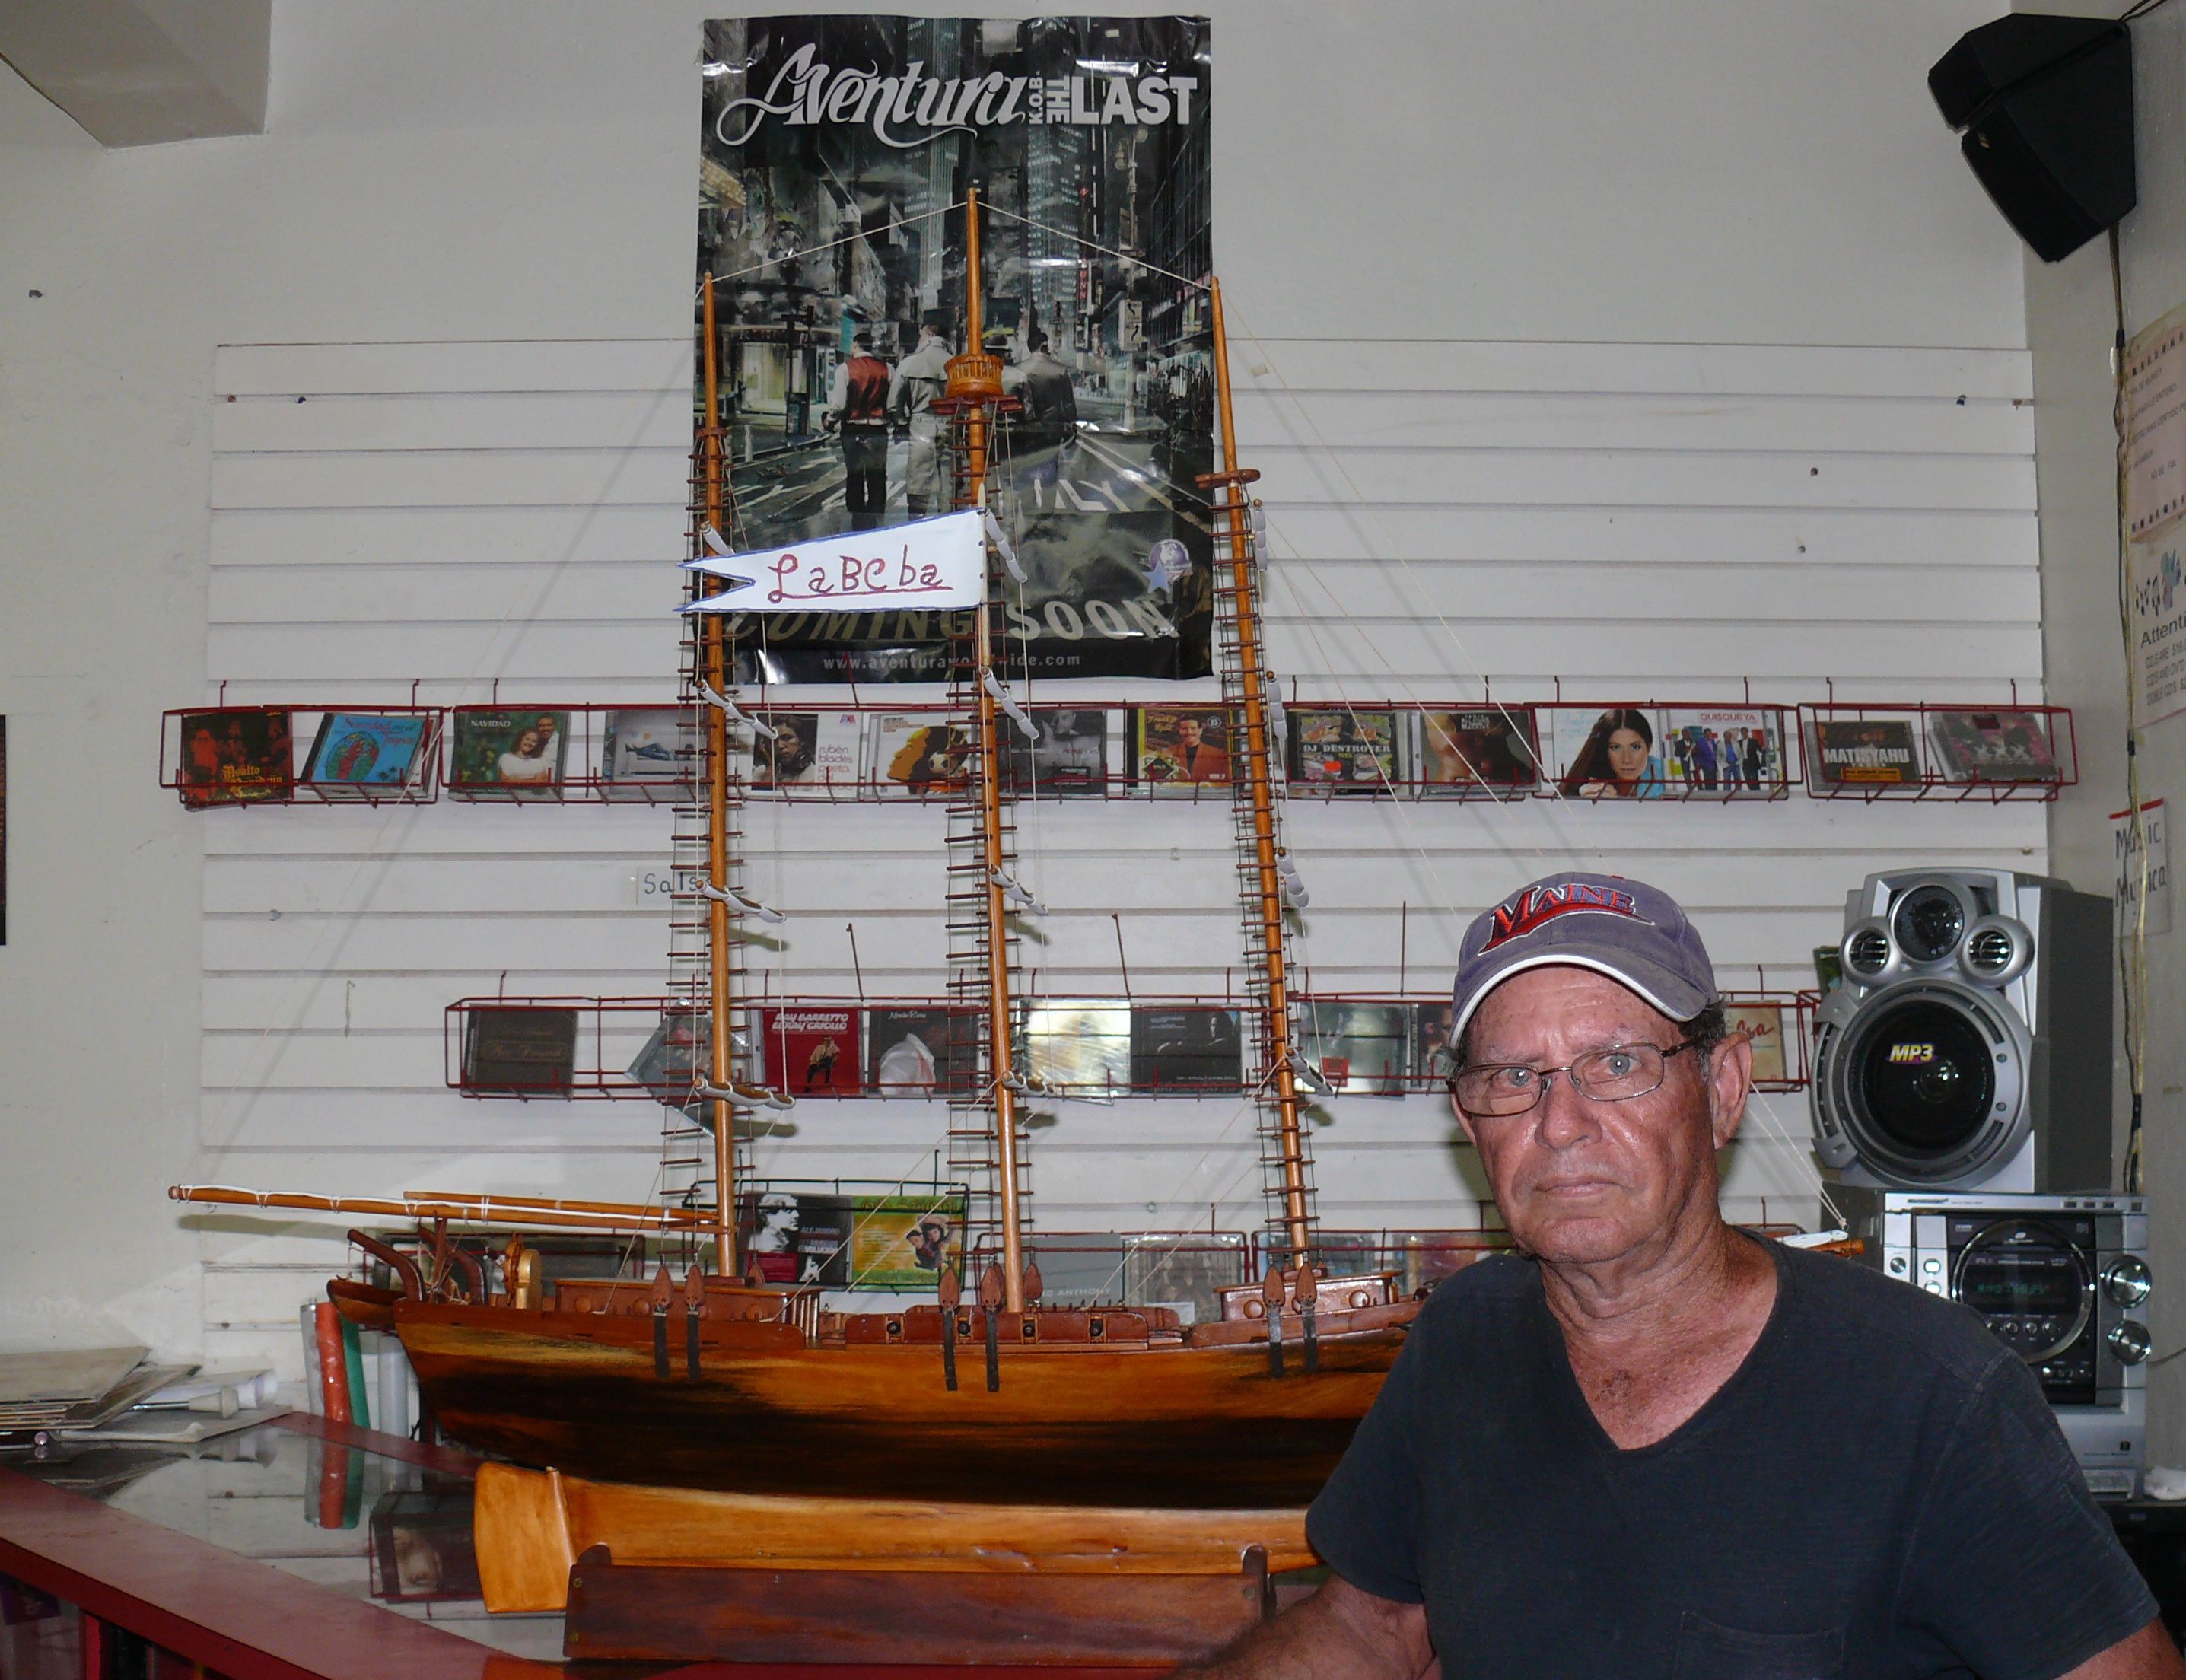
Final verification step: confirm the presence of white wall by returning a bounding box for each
[2030,0,2186,1461]
[0,1,2039,1379]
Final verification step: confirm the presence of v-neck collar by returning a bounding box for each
[1533,1231,1793,1464]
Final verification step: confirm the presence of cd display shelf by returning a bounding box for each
[446,988,1818,1102]
[161,694,2081,809]
[159,701,444,806]
[1798,700,2076,803]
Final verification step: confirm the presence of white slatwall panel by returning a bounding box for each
[197,336,2042,1373]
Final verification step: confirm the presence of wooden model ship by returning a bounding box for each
[174,192,1416,1605]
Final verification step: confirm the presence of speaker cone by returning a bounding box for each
[1892,884,1968,963]
[1818,978,2027,1185]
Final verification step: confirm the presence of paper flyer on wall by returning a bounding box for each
[2128,538,2186,729]
[697,15,1216,682]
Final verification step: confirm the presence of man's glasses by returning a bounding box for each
[1449,1041,1699,1118]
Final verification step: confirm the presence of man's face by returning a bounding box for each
[1176,718,1202,747]
[1452,966,1748,1268]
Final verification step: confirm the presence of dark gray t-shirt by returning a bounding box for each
[1306,1239,2156,1678]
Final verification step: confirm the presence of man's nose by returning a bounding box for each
[1532,1069,1600,1149]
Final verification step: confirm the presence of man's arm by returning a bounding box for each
[1179,1577,1433,1680]
[2063,1618,2186,1679]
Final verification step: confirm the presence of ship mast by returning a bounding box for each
[1204,278,1313,1263]
[953,187,1029,1314]
[698,275,738,1277]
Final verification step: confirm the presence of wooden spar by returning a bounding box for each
[169,1185,707,1233]
[961,186,1026,1315]
[699,274,737,1278]
[1205,278,1312,1262]
[406,1191,711,1223]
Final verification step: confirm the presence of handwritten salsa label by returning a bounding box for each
[685,508,986,615]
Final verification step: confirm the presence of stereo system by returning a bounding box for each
[1832,1186,2150,1498]
[1811,869,2111,1194]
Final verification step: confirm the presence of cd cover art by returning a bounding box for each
[1926,709,2061,783]
[758,1005,863,1096]
[1724,1001,1789,1084]
[1550,707,1664,801]
[1658,708,1781,795]
[1134,705,1232,790]
[179,708,294,807]
[1418,708,1538,794]
[867,1006,977,1096]
[600,708,693,797]
[450,709,569,798]
[1128,1004,1243,1090]
[1022,998,1131,1093]
[462,1006,578,1093]
[753,710,862,790]
[1288,708,1398,792]
[1003,708,1110,794]
[303,712,429,788]
[873,713,974,797]
[1808,718,1918,788]
[1297,1001,1409,1095]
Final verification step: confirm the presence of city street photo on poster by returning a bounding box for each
[698,16,1216,683]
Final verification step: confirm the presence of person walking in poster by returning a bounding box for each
[890,315,953,518]
[1558,708,1664,800]
[1004,327,1078,501]
[825,330,893,530]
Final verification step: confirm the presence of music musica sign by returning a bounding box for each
[698,15,1216,682]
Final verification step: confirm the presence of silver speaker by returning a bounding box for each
[1811,869,2113,1192]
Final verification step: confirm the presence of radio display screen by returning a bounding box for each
[1958,1258,2079,1315]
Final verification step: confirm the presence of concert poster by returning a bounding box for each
[1002,706,1110,794]
[759,1004,864,1096]
[449,709,568,799]
[753,709,861,789]
[867,1005,978,1094]
[1288,707,1398,792]
[1418,707,1538,794]
[178,707,294,807]
[698,16,1217,682]
[304,712,430,788]
[1128,1004,1242,1090]
[1723,1001,1789,1084]
[1807,718,1918,788]
[1926,709,2062,784]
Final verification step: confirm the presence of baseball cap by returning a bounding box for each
[1447,871,1717,1049]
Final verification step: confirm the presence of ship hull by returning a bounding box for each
[396,1300,1406,1509]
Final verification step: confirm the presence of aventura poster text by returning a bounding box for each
[698,16,1215,682]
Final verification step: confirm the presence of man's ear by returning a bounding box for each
[1450,1087,1481,1150]
[1707,1032,1755,1150]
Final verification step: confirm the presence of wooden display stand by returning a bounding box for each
[562,1543,1276,1665]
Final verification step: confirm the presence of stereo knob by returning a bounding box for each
[2104,1255,2153,1307]
[2109,1320,2153,1365]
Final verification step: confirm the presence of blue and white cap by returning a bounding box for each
[1448,872,1719,1047]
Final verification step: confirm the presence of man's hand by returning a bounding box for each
[2062,1618,2186,1679]
[1178,1576,1432,1680]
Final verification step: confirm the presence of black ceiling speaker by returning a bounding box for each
[1928,13,2136,262]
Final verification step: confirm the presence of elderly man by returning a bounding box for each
[1195,871,2173,1678]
